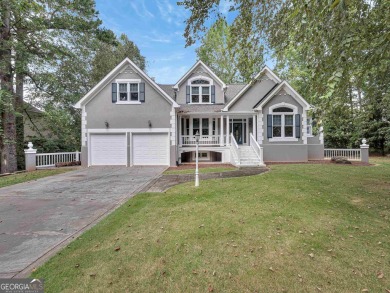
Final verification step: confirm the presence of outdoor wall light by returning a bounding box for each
[105,121,109,128]
[148,120,152,128]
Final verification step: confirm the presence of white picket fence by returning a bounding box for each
[324,149,361,161]
[36,151,81,168]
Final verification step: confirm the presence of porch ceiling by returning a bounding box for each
[178,104,225,113]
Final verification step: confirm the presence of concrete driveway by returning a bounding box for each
[0,166,165,278]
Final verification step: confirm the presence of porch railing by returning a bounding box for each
[36,151,81,168]
[181,135,222,146]
[230,133,240,164]
[249,133,264,164]
[324,149,361,161]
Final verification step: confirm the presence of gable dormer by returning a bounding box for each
[173,61,227,105]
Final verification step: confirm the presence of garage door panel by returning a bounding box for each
[133,134,168,165]
[91,134,126,166]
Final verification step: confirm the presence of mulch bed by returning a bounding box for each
[145,167,269,193]
[166,163,235,171]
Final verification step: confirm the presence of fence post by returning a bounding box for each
[360,138,369,163]
[75,151,80,162]
[24,142,37,171]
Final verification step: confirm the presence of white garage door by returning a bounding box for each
[90,134,127,166]
[132,133,169,165]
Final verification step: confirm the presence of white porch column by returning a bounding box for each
[246,118,249,145]
[258,111,263,144]
[253,114,257,140]
[178,115,182,146]
[220,115,224,146]
[226,115,230,145]
[189,117,193,138]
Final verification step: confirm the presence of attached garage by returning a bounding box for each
[132,133,169,166]
[90,134,127,166]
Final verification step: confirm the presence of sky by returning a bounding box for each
[95,0,236,84]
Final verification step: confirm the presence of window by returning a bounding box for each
[284,115,294,137]
[119,83,128,101]
[193,118,200,135]
[202,87,210,103]
[268,105,299,141]
[191,86,199,103]
[192,151,210,161]
[119,83,138,102]
[272,115,282,137]
[202,118,209,135]
[190,79,211,104]
[114,79,142,103]
[130,83,139,101]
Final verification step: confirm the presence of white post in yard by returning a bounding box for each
[360,138,369,163]
[195,131,200,187]
[24,142,37,171]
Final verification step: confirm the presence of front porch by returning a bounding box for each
[178,114,257,147]
[177,114,264,166]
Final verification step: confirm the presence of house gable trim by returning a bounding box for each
[254,81,311,111]
[223,66,282,111]
[75,58,179,109]
[173,60,226,90]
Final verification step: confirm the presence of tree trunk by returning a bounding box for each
[16,72,25,170]
[0,1,18,173]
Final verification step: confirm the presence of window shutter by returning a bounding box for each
[267,114,272,138]
[139,82,145,102]
[295,114,301,138]
[186,86,190,103]
[112,83,117,103]
[211,85,215,103]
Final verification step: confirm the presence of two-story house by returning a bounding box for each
[75,58,324,167]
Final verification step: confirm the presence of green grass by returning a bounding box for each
[164,166,237,175]
[0,168,76,188]
[32,158,390,292]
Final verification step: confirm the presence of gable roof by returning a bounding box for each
[223,66,282,111]
[173,60,227,90]
[225,84,246,103]
[158,84,175,99]
[253,81,311,110]
[75,58,179,109]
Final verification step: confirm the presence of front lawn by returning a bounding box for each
[32,158,390,292]
[0,168,76,188]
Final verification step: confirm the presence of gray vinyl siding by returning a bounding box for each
[261,91,304,145]
[308,144,324,160]
[176,64,224,105]
[85,71,172,129]
[229,79,276,111]
[263,144,308,162]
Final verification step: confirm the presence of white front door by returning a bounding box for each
[132,133,169,165]
[90,134,127,166]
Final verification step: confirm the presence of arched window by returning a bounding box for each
[190,78,211,103]
[268,104,299,141]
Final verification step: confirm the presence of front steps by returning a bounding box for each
[234,146,263,167]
